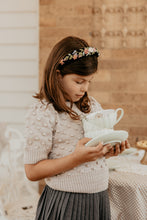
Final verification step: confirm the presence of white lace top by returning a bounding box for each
[24,97,109,193]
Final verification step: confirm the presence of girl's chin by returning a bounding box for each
[66,95,84,102]
[73,96,83,102]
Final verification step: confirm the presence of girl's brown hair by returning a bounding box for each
[35,36,98,119]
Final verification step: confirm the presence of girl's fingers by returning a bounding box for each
[120,140,130,152]
[103,144,113,154]
[120,141,125,152]
[125,139,130,148]
[97,142,104,150]
[105,140,131,159]
[83,139,131,161]
[87,142,103,153]
[114,144,120,155]
[88,143,112,159]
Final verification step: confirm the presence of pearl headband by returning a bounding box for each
[59,47,99,66]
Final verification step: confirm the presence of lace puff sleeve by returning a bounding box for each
[24,100,56,164]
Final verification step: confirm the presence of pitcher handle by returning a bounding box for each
[115,108,124,125]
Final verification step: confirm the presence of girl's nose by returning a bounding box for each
[81,83,89,92]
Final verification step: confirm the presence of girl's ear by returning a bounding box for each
[56,70,60,75]
[56,70,63,81]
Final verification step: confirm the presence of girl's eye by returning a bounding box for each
[76,81,83,84]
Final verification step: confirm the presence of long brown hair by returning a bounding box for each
[35,36,98,119]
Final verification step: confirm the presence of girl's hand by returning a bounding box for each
[105,139,130,159]
[73,137,113,165]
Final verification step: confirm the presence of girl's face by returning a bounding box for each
[60,73,95,102]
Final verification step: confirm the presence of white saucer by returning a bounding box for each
[104,140,121,146]
[85,130,128,147]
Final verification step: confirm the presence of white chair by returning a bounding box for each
[0,127,39,219]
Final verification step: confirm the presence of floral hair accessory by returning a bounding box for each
[59,47,99,66]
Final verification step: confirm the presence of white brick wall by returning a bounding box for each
[0,0,39,132]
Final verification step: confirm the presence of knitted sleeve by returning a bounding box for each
[24,100,56,164]
[89,96,103,113]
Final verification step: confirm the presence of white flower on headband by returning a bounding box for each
[59,47,99,66]
[88,47,94,52]
[73,50,77,54]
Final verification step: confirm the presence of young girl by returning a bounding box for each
[24,36,130,220]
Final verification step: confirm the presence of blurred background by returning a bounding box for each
[39,0,147,147]
[0,0,146,146]
[0,0,147,219]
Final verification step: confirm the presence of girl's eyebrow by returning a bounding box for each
[72,77,85,81]
[75,76,94,81]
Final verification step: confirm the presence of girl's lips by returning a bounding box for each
[76,95,83,98]
[76,94,84,97]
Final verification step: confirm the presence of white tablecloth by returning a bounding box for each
[107,149,147,220]
[107,148,147,175]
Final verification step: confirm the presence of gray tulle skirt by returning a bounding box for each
[35,185,111,220]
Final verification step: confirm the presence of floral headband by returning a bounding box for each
[59,47,99,66]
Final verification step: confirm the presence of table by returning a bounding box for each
[108,151,147,220]
[109,171,147,220]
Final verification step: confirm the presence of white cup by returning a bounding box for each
[82,108,124,138]
[101,108,124,128]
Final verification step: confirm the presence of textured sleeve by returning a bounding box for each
[89,96,103,113]
[24,100,56,164]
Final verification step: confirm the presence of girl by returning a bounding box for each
[24,36,130,220]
